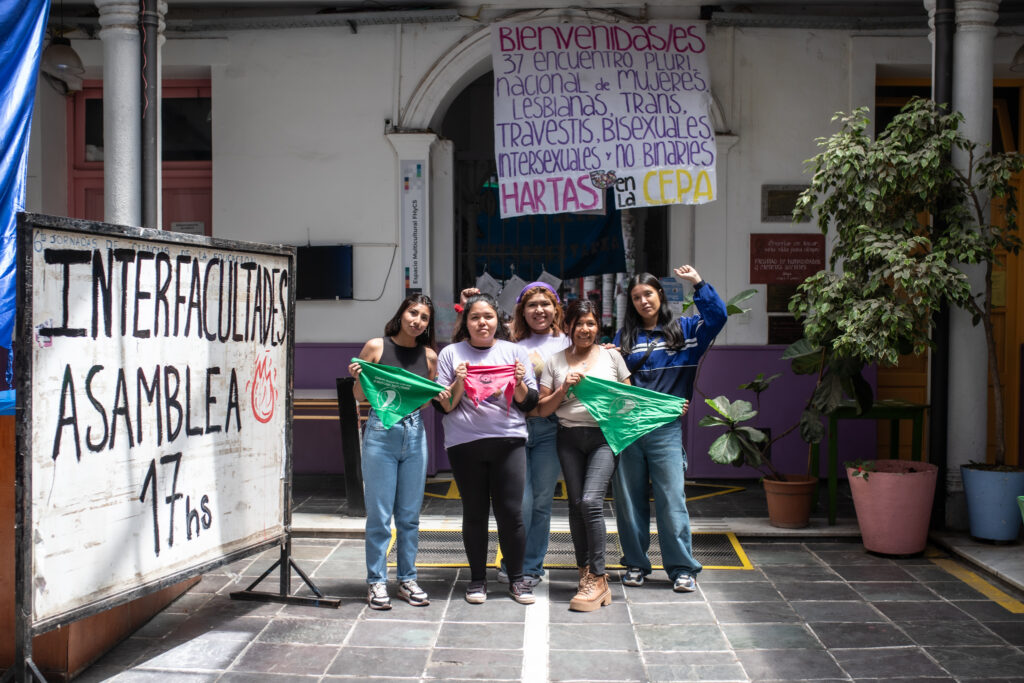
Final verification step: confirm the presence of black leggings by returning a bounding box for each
[557,426,617,576]
[447,437,527,582]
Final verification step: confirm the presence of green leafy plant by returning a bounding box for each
[704,97,1024,481]
[700,372,794,481]
[846,459,876,480]
[792,97,1024,466]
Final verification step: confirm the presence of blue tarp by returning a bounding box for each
[1,1,50,355]
[0,389,12,415]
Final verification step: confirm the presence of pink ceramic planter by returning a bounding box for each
[847,459,938,555]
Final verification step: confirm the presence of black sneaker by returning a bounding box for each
[398,580,429,606]
[465,580,487,604]
[509,580,536,605]
[367,583,391,610]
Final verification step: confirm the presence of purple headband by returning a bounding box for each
[517,281,560,304]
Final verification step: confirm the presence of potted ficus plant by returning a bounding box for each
[791,97,1024,548]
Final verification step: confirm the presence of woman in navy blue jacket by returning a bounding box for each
[612,265,727,593]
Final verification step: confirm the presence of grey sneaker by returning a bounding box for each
[673,574,697,593]
[622,567,645,587]
[398,580,429,606]
[465,580,487,604]
[522,574,542,587]
[509,580,536,605]
[367,583,391,610]
[496,567,509,584]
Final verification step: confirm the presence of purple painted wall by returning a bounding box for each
[685,345,877,479]
[294,343,449,475]
[293,343,878,479]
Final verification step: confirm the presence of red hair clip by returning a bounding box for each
[454,303,464,314]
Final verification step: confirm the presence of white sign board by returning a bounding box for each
[492,21,717,217]
[22,217,292,629]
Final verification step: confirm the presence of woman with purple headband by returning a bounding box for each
[459,281,569,586]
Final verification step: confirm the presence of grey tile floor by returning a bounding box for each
[289,475,858,521]
[74,537,1024,682]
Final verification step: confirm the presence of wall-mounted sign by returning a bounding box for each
[491,21,716,217]
[401,159,428,294]
[750,233,825,284]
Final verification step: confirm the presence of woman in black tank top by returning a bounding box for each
[348,293,450,611]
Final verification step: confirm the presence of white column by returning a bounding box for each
[96,0,141,226]
[946,0,999,527]
[156,1,167,228]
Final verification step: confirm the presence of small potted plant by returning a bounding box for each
[701,370,819,529]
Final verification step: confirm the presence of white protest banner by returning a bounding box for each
[492,21,717,218]
[20,215,292,629]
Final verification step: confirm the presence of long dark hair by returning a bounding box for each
[619,273,685,353]
[511,285,565,341]
[383,293,437,350]
[452,293,510,343]
[564,299,600,350]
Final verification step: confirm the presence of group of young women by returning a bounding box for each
[348,265,727,612]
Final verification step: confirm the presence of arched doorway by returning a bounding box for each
[439,70,669,317]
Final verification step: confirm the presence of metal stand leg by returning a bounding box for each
[230,539,340,608]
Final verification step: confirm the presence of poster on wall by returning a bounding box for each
[16,214,293,631]
[401,160,428,293]
[491,21,717,218]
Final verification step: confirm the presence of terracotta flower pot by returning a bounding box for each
[763,474,817,529]
[847,459,937,555]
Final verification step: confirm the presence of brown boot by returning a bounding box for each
[578,566,589,582]
[569,572,612,612]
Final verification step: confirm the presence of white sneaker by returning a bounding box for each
[398,580,429,606]
[673,574,697,593]
[367,583,391,610]
[622,567,645,587]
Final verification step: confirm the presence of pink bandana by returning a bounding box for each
[463,364,517,412]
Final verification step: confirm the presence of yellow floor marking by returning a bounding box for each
[720,531,755,570]
[930,557,1024,614]
[387,529,752,570]
[423,480,460,499]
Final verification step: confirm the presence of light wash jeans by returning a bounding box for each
[521,414,561,577]
[612,419,701,580]
[362,409,428,584]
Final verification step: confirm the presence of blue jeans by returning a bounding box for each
[612,419,701,580]
[362,409,428,584]
[521,414,561,576]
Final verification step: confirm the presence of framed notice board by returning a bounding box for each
[14,214,295,635]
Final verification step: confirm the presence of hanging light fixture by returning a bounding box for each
[41,36,84,79]
[40,0,84,92]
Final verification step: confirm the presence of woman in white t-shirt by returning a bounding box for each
[537,299,630,612]
[508,282,570,584]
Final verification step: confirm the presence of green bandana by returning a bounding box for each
[569,375,687,454]
[352,358,445,429]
